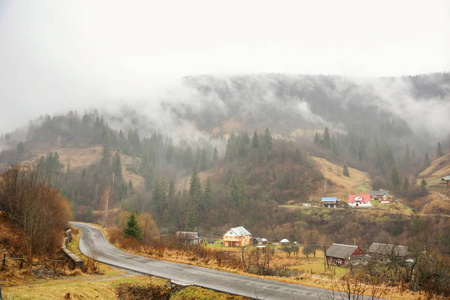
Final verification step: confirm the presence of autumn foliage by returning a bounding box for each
[0,164,72,257]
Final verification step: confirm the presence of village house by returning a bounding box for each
[325,243,366,267]
[441,176,450,187]
[370,189,391,203]
[321,197,340,208]
[176,231,201,245]
[368,242,409,262]
[223,226,252,247]
[280,238,290,245]
[348,194,372,208]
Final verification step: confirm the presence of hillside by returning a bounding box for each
[418,152,450,185]
[310,156,370,202]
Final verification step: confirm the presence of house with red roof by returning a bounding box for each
[348,194,372,208]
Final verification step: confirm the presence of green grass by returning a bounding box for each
[289,256,348,279]
[355,185,370,192]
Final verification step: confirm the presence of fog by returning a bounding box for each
[0,0,449,138]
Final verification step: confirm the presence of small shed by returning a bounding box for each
[326,243,365,266]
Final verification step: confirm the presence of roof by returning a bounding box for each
[176,231,200,240]
[368,243,409,257]
[370,189,390,196]
[322,197,338,202]
[443,176,450,181]
[348,195,371,203]
[326,243,361,259]
[280,238,290,243]
[225,226,251,237]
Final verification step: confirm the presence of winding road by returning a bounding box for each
[72,222,332,300]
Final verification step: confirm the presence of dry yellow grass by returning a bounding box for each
[31,146,103,170]
[419,152,450,184]
[310,156,371,200]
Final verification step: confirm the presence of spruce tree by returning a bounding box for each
[323,127,331,149]
[390,165,401,191]
[437,142,444,158]
[252,131,259,148]
[343,164,350,177]
[124,213,142,240]
[423,152,430,168]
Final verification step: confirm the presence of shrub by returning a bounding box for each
[115,280,171,300]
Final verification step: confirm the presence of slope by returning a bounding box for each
[310,156,371,202]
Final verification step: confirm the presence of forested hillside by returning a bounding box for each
[0,73,449,255]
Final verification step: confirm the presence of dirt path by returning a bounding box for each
[433,191,449,201]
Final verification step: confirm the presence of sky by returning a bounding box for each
[0,0,449,134]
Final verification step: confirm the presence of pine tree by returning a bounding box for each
[423,152,430,168]
[323,127,331,149]
[390,165,401,191]
[124,212,142,239]
[314,132,320,145]
[252,131,259,148]
[420,178,427,189]
[263,128,273,151]
[204,176,213,211]
[112,151,122,177]
[437,142,444,158]
[343,164,350,177]
[403,177,409,191]
[212,147,218,162]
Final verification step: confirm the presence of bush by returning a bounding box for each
[115,280,171,300]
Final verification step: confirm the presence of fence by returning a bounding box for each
[1,253,69,269]
[1,254,27,269]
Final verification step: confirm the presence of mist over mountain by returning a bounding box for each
[148,73,450,152]
[1,73,449,155]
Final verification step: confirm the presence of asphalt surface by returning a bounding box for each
[72,222,333,300]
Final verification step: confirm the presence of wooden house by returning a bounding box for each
[223,226,252,247]
[176,231,201,245]
[321,197,340,208]
[370,189,391,203]
[348,195,372,208]
[441,176,450,187]
[325,243,366,267]
[368,242,409,261]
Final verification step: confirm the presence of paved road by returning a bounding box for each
[72,222,331,300]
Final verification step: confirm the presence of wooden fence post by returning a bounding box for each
[3,254,5,267]
[20,254,23,269]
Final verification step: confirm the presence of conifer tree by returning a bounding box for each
[112,151,122,178]
[204,176,213,211]
[314,132,320,145]
[124,212,142,240]
[437,142,444,158]
[403,177,409,191]
[252,131,259,148]
[390,165,401,191]
[212,147,218,161]
[323,127,331,149]
[423,152,430,168]
[343,164,350,177]
[263,128,273,151]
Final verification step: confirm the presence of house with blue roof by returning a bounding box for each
[321,197,340,208]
